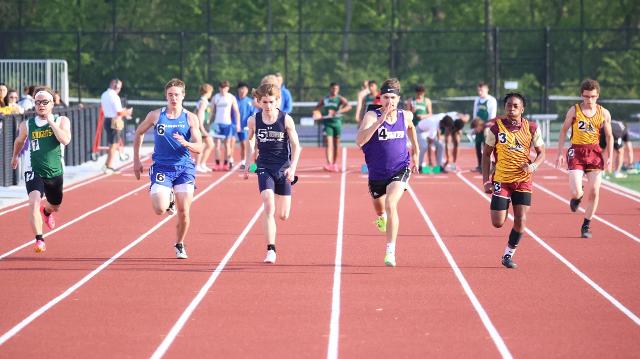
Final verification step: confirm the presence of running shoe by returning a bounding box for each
[384,253,396,267]
[323,164,333,172]
[222,163,230,171]
[614,171,627,178]
[167,192,177,215]
[264,249,277,264]
[196,165,208,173]
[40,205,55,229]
[569,196,582,212]
[374,216,387,233]
[501,254,517,269]
[580,225,592,238]
[175,243,188,259]
[332,163,340,172]
[34,239,46,253]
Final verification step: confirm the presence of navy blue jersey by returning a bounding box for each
[255,111,291,170]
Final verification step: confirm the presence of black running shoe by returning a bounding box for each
[501,254,518,269]
[569,196,582,212]
[581,225,592,238]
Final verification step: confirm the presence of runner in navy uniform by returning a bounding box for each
[356,78,419,267]
[244,83,302,264]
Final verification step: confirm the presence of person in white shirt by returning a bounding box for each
[100,79,133,172]
[209,80,240,171]
[417,112,461,173]
[472,82,498,172]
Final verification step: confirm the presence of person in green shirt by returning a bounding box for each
[11,88,72,253]
[313,82,352,172]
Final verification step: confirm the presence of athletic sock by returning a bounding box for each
[503,246,516,257]
[267,244,276,252]
[240,160,246,166]
[215,159,220,165]
[386,242,395,255]
[582,218,591,227]
[35,234,43,241]
[380,212,387,220]
[43,208,51,216]
[224,160,228,165]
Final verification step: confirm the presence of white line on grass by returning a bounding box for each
[0,183,148,260]
[533,183,639,244]
[407,186,514,359]
[327,148,347,359]
[456,172,640,326]
[0,168,237,346]
[149,205,263,359]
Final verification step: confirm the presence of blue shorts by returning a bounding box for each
[237,127,249,142]
[149,163,196,189]
[210,123,234,139]
[257,166,292,196]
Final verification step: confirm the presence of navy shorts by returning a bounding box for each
[149,163,196,189]
[257,166,292,196]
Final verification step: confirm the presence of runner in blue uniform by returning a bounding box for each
[244,82,302,264]
[133,79,203,259]
[356,78,419,267]
[236,82,257,169]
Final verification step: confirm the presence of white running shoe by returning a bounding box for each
[196,165,208,173]
[264,249,277,263]
[175,243,188,259]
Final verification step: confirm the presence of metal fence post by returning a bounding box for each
[544,27,551,114]
[76,30,82,103]
[179,32,185,81]
[493,27,500,99]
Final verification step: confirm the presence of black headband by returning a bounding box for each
[380,85,400,95]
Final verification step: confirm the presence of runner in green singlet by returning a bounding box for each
[313,82,352,172]
[11,88,72,253]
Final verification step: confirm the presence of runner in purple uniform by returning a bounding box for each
[356,78,419,267]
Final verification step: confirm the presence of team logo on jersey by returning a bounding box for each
[577,120,595,133]
[156,124,166,135]
[508,138,524,151]
[257,128,284,142]
[378,127,404,141]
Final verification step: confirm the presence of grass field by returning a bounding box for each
[605,171,640,192]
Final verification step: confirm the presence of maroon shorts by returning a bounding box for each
[492,180,532,198]
[567,144,603,171]
[490,181,532,210]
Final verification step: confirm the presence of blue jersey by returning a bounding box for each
[280,85,293,113]
[152,108,195,167]
[237,96,256,128]
[255,111,290,170]
[362,109,410,180]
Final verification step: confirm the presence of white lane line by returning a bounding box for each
[149,205,263,359]
[542,160,640,203]
[0,155,152,216]
[456,172,640,326]
[327,148,347,359]
[533,183,640,244]
[0,183,148,260]
[407,186,514,359]
[0,168,237,346]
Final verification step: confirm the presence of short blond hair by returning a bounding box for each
[199,83,213,95]
[261,74,278,86]
[252,83,281,100]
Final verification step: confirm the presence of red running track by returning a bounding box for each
[0,147,638,358]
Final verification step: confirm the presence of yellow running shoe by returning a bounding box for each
[384,253,396,267]
[374,216,387,233]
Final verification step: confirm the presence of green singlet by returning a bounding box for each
[27,116,64,178]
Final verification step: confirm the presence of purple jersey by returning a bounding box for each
[362,109,410,180]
